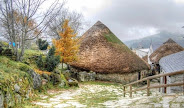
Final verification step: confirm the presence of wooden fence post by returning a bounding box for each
[130,85,132,97]
[123,86,126,97]
[147,79,150,96]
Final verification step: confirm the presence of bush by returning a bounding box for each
[45,46,60,72]
[36,46,60,72]
[36,55,44,69]
[45,55,60,72]
[38,39,48,50]
[0,41,9,48]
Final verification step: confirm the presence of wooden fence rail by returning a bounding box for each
[123,70,184,97]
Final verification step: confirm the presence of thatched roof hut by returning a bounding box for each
[70,21,149,74]
[149,38,184,63]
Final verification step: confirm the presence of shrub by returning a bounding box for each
[0,41,9,48]
[36,46,60,72]
[38,39,48,50]
[45,46,60,72]
[36,55,44,69]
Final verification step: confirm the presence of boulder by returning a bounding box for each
[62,70,71,80]
[50,73,61,85]
[0,91,4,108]
[14,84,20,93]
[25,88,32,99]
[42,79,48,86]
[54,68,61,75]
[27,69,42,89]
[79,71,88,82]
[59,80,65,88]
[68,78,78,87]
[89,71,96,81]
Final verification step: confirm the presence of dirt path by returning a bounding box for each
[32,82,184,108]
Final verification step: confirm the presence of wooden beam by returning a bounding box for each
[147,79,150,96]
[130,85,132,98]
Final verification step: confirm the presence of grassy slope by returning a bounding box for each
[104,32,124,45]
[0,56,31,82]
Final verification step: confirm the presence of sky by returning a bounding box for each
[64,0,184,41]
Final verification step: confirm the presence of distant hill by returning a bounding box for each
[124,31,184,48]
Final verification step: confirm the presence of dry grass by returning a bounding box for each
[34,69,51,75]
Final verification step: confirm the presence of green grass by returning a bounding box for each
[0,56,34,107]
[104,32,124,45]
[23,49,44,68]
[24,49,43,57]
[75,89,118,107]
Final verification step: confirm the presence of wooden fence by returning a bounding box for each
[123,70,184,97]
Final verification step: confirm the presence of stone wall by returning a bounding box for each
[160,72,184,93]
[96,72,138,84]
[168,74,184,93]
[70,66,149,84]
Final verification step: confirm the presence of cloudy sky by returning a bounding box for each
[64,0,184,41]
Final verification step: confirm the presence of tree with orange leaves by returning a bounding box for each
[53,19,79,68]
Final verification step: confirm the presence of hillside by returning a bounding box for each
[124,31,184,48]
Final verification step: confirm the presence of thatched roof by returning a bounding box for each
[143,55,148,63]
[70,21,149,74]
[150,38,184,63]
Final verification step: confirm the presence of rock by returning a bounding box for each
[63,70,71,80]
[42,79,48,86]
[0,91,4,108]
[54,69,61,74]
[68,78,78,87]
[50,73,61,85]
[89,71,96,81]
[59,80,65,88]
[27,69,42,89]
[78,71,96,82]
[14,84,20,93]
[78,71,88,82]
[26,88,32,99]
[42,73,50,80]
[57,63,68,70]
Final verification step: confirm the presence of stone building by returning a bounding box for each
[159,51,184,93]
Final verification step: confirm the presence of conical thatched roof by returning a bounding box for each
[163,38,176,44]
[150,38,184,63]
[70,21,149,74]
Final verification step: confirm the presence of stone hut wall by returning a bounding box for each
[167,74,184,93]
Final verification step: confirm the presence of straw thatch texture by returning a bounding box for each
[143,55,148,63]
[70,21,149,74]
[150,39,184,63]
